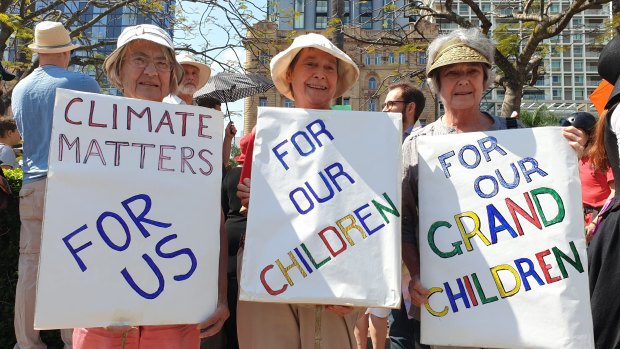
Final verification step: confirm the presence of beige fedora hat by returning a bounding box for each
[103,24,184,85]
[176,54,211,90]
[28,21,81,53]
[270,33,359,100]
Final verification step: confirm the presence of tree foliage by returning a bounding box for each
[330,0,617,116]
[519,105,560,127]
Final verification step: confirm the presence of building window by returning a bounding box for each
[575,75,584,85]
[284,98,294,107]
[573,34,583,42]
[574,61,583,71]
[573,46,583,56]
[316,0,328,13]
[552,89,561,98]
[367,98,377,111]
[343,0,351,25]
[399,52,407,64]
[343,97,350,105]
[359,1,373,29]
[481,3,491,12]
[368,77,377,89]
[418,52,427,65]
[315,15,327,29]
[294,0,305,29]
[388,53,394,64]
[375,53,382,65]
[549,4,560,13]
[259,51,270,65]
[573,18,582,26]
[364,54,371,65]
[575,89,584,99]
[551,60,561,71]
[552,75,560,84]
[259,97,268,106]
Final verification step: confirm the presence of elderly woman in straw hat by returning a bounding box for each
[236,33,364,348]
[72,24,229,349]
[401,28,587,349]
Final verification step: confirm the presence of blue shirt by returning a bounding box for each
[12,65,100,183]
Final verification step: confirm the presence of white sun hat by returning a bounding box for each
[176,54,212,90]
[103,24,184,84]
[270,33,359,100]
[28,21,81,53]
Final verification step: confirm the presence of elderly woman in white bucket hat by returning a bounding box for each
[72,24,229,349]
[400,28,587,349]
[235,33,363,348]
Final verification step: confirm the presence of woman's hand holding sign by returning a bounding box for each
[198,301,230,338]
[408,275,430,307]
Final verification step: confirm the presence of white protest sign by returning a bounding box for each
[417,127,593,348]
[239,107,401,307]
[35,89,223,329]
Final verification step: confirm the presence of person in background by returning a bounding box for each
[11,21,101,349]
[402,28,586,349]
[587,33,620,349]
[381,83,429,349]
[0,117,20,169]
[560,112,614,242]
[195,96,222,111]
[212,133,252,349]
[163,54,211,105]
[236,33,362,348]
[72,24,228,349]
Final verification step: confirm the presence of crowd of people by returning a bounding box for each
[2,18,619,349]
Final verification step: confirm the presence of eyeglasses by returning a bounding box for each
[126,56,172,72]
[382,100,407,109]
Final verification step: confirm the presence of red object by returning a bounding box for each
[239,127,256,183]
[234,133,253,164]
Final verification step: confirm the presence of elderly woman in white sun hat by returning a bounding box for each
[235,33,364,348]
[72,24,229,349]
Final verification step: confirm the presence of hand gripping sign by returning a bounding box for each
[239,107,401,308]
[35,89,223,329]
[417,127,594,348]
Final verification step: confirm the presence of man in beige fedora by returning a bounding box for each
[163,53,211,105]
[11,21,100,349]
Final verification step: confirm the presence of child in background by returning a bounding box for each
[0,117,20,169]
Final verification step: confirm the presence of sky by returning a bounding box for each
[176,0,269,138]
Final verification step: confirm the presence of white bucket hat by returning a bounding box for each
[103,24,184,84]
[28,21,81,53]
[270,33,359,100]
[176,54,211,90]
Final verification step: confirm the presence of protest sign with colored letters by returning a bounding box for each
[417,127,594,348]
[239,107,401,308]
[35,89,223,329]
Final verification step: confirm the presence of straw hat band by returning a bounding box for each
[428,43,490,75]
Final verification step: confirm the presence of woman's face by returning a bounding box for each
[119,40,172,102]
[438,63,485,111]
[286,48,338,110]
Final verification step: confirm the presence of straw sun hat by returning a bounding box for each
[103,24,184,85]
[270,33,359,101]
[426,40,491,77]
[176,54,211,90]
[28,21,81,53]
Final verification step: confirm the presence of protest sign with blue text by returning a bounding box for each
[418,127,593,348]
[239,107,402,308]
[35,89,223,329]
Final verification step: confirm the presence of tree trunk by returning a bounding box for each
[501,83,523,117]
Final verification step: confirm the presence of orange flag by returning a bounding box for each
[589,80,614,115]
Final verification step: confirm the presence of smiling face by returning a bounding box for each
[437,63,485,112]
[285,48,338,110]
[119,40,172,101]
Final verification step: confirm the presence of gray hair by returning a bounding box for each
[426,28,496,94]
[104,40,180,96]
